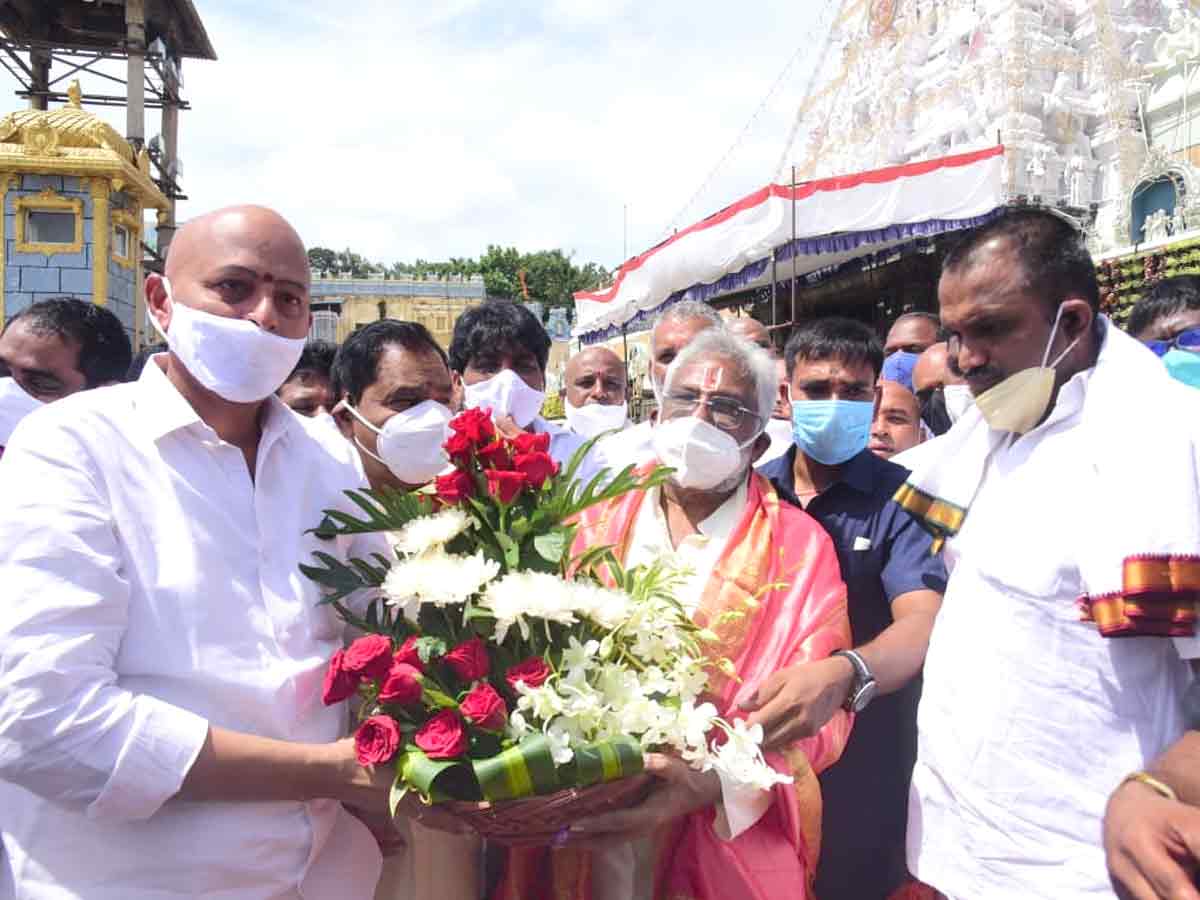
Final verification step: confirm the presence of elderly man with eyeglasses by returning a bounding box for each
[495,329,852,900]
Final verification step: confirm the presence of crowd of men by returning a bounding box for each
[0,204,1198,900]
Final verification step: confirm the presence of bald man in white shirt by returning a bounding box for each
[0,207,407,900]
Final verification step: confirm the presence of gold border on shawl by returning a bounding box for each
[1081,554,1200,637]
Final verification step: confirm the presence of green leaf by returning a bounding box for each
[415,636,448,664]
[495,531,520,569]
[533,528,568,565]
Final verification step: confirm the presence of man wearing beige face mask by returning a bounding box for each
[0,206,420,899]
[895,208,1200,900]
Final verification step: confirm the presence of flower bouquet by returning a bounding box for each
[302,407,788,844]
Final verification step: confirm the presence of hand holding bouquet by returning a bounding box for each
[303,408,788,840]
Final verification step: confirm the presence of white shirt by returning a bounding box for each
[594,419,656,474]
[588,481,767,900]
[907,364,1192,899]
[890,432,945,472]
[532,416,605,486]
[0,359,386,900]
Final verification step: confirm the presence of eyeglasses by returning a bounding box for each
[661,391,763,435]
[1145,327,1200,357]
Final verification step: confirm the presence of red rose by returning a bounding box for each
[443,431,475,466]
[414,709,468,759]
[450,407,496,445]
[435,469,475,505]
[355,714,401,766]
[486,469,527,503]
[443,637,490,682]
[378,661,424,705]
[505,656,552,692]
[321,649,358,705]
[476,439,513,470]
[343,634,393,681]
[394,635,425,671]
[512,432,551,454]
[459,682,508,731]
[512,451,557,489]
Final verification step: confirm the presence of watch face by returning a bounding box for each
[851,680,879,713]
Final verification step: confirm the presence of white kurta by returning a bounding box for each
[0,359,387,900]
[907,363,1192,899]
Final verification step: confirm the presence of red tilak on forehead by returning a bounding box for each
[698,365,724,392]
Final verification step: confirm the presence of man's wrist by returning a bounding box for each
[1121,770,1179,803]
[827,653,856,696]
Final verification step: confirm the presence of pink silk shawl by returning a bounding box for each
[496,470,852,900]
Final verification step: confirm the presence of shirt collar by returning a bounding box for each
[773,444,876,496]
[136,354,298,447]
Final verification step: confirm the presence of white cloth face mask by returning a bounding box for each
[652,415,747,490]
[155,277,307,404]
[943,383,974,424]
[564,399,627,439]
[463,368,545,429]
[0,377,43,445]
[342,398,452,485]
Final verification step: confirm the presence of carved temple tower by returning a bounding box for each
[787,0,1200,252]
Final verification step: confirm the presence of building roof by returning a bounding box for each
[0,82,170,209]
[0,0,217,61]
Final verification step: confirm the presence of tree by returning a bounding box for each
[308,246,338,276]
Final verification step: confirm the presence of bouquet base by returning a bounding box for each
[443,775,652,847]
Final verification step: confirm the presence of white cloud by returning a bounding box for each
[0,0,827,271]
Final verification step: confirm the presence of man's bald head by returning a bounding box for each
[726,317,772,353]
[884,312,940,356]
[150,205,312,341]
[563,345,627,407]
[912,341,963,394]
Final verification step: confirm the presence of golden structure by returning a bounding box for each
[0,80,170,346]
[310,277,488,350]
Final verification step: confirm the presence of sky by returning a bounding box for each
[0,0,831,272]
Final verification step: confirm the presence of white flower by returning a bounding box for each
[708,719,793,791]
[387,508,470,557]
[569,582,633,630]
[545,719,577,765]
[382,549,499,622]
[507,710,531,741]
[480,571,581,642]
[515,682,565,722]
[561,636,599,683]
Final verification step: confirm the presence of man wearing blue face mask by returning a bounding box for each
[750,316,946,900]
[1128,274,1200,390]
[448,299,603,484]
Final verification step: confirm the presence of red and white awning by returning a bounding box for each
[573,145,1005,341]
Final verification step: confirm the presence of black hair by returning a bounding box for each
[447,299,550,374]
[331,320,448,404]
[285,340,337,384]
[1127,275,1200,338]
[892,311,941,331]
[3,296,132,387]
[784,316,885,380]
[941,207,1099,315]
[126,341,167,381]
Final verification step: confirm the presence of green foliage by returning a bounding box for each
[308,244,610,311]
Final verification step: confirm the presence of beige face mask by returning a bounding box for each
[974,304,1079,435]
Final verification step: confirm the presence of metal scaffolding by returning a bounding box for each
[0,0,216,265]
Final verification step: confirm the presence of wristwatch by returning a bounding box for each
[832,649,878,713]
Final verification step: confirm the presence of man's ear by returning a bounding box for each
[332,394,354,438]
[450,371,465,412]
[145,273,170,335]
[1060,297,1095,343]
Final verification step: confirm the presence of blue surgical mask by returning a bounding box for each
[1164,348,1200,389]
[790,399,874,465]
